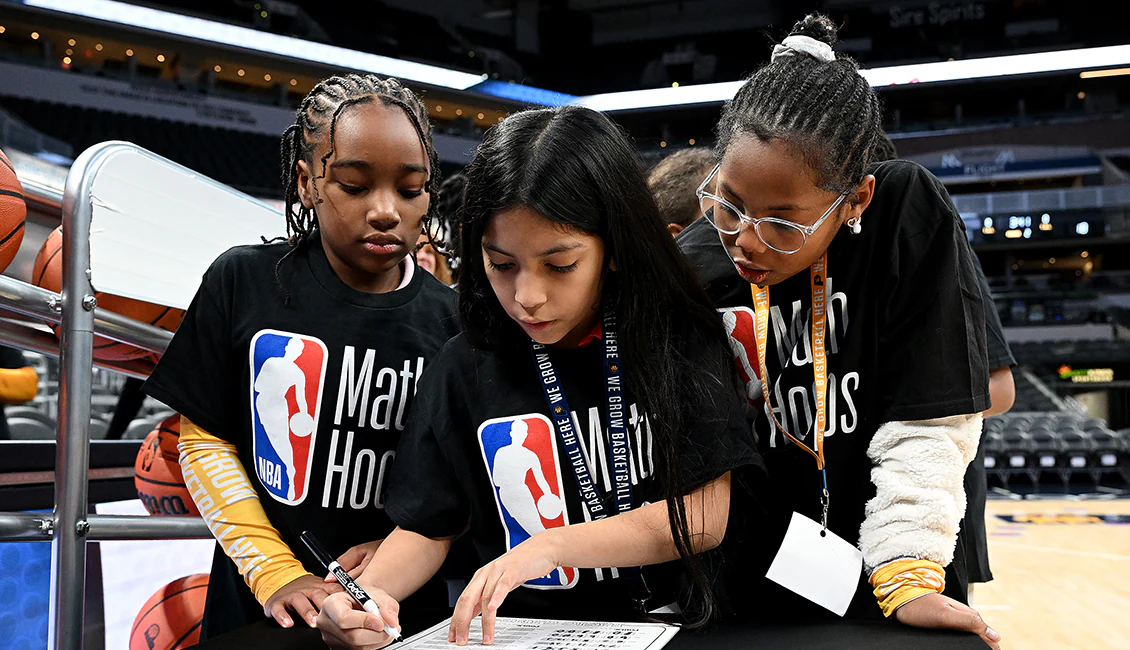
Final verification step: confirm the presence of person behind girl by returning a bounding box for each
[676,14,1001,649]
[143,73,461,638]
[316,105,761,648]
[414,172,467,287]
[647,147,717,237]
[415,233,453,285]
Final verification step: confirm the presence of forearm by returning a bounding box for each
[179,417,309,604]
[859,414,982,572]
[540,472,730,569]
[357,526,455,602]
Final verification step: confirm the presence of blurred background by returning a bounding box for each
[0,1,1127,648]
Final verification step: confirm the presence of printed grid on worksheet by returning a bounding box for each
[400,617,678,650]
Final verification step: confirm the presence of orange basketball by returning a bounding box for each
[130,574,209,650]
[0,147,26,274]
[32,227,185,360]
[135,414,199,517]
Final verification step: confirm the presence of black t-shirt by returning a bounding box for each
[386,332,762,621]
[677,159,990,619]
[978,269,1016,372]
[144,230,461,636]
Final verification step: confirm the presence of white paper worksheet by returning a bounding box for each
[399,617,680,650]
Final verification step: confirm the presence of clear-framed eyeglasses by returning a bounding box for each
[695,164,849,255]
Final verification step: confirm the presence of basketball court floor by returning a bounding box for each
[975,496,1130,649]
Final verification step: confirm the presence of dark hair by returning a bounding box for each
[871,131,898,162]
[458,105,743,625]
[273,74,441,297]
[715,13,882,195]
[648,148,717,228]
[435,172,469,273]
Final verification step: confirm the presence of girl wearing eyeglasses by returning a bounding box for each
[677,13,1001,650]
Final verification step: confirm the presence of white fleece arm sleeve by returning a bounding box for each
[858,413,983,573]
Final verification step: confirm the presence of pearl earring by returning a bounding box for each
[847,218,862,235]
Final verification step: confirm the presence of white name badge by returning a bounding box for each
[765,512,864,617]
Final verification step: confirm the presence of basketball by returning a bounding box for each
[32,226,186,360]
[537,493,562,520]
[135,415,199,517]
[0,147,26,274]
[129,574,208,650]
[289,412,314,437]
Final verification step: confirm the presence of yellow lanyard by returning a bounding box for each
[751,254,830,527]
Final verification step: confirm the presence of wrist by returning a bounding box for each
[869,559,945,618]
[354,575,380,594]
[531,527,566,567]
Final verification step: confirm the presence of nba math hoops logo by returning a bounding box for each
[719,307,762,406]
[249,329,329,505]
[478,414,578,589]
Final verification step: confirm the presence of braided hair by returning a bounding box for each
[715,14,882,196]
[434,172,468,274]
[273,73,443,298]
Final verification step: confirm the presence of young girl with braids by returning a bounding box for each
[144,73,460,638]
[677,14,1002,649]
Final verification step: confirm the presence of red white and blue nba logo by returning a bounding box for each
[477,414,578,589]
[719,307,763,406]
[249,329,329,505]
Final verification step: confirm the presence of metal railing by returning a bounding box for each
[0,142,212,650]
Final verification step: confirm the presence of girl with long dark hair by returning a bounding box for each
[316,105,761,648]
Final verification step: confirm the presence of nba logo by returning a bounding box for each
[719,307,763,406]
[478,414,578,589]
[249,329,329,505]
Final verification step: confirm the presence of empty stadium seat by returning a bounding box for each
[7,417,55,440]
[982,430,1001,468]
[1092,431,1124,469]
[88,418,109,441]
[123,419,156,440]
[1029,430,1062,470]
[1060,431,1094,471]
[1001,431,1032,470]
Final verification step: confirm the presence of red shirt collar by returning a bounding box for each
[576,322,603,347]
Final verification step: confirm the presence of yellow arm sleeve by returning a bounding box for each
[179,416,311,605]
[0,367,39,404]
[869,558,947,617]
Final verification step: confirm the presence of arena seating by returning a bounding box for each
[1009,339,1130,367]
[981,337,1130,490]
[984,411,1129,489]
[1010,370,1058,412]
[6,351,173,441]
[0,97,281,196]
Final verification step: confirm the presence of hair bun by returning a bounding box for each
[789,13,838,47]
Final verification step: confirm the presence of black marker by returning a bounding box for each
[300,530,401,640]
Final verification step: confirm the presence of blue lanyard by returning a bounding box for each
[602,308,634,517]
[530,306,649,606]
[529,307,634,521]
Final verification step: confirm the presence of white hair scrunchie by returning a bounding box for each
[771,34,836,63]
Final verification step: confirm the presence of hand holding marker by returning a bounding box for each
[300,531,401,640]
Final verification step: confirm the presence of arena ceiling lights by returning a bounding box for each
[18,0,486,91]
[16,0,1130,111]
[575,44,1130,112]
